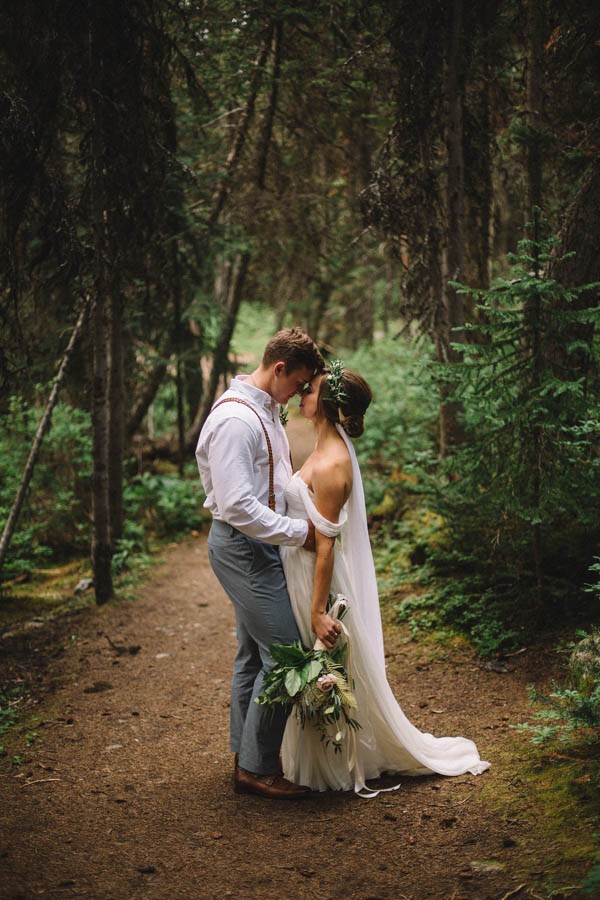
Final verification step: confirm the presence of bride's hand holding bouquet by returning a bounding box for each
[256,595,360,753]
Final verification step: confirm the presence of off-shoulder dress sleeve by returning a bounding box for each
[295,478,348,538]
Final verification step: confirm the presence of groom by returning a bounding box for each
[196,328,324,798]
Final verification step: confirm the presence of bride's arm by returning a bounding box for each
[310,463,347,649]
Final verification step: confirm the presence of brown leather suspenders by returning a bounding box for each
[209,398,276,511]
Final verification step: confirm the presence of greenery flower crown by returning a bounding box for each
[325,358,348,407]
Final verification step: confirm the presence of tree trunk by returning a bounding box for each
[522,2,546,602]
[526,0,544,214]
[183,332,203,426]
[382,255,394,335]
[440,0,466,453]
[126,344,171,441]
[0,301,90,578]
[309,281,332,344]
[91,291,113,605]
[89,12,113,605]
[108,290,124,543]
[255,21,282,190]
[173,253,186,477]
[464,0,494,295]
[529,209,544,608]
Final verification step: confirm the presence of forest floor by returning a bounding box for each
[0,426,596,899]
[1,535,596,900]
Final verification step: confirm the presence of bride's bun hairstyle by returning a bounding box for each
[318,365,372,438]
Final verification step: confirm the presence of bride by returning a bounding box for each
[280,362,490,794]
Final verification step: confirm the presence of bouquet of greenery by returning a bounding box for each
[256,596,360,752]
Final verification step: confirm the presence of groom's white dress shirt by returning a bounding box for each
[196,376,308,546]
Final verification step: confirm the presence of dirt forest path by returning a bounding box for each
[1,537,574,900]
[0,418,579,899]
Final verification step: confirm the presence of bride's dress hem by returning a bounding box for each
[294,761,490,796]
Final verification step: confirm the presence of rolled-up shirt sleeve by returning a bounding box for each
[206,417,308,546]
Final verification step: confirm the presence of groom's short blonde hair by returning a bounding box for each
[262,327,324,374]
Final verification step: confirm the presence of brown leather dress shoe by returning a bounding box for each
[234,767,311,799]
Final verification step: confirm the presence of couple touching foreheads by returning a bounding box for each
[196,328,489,799]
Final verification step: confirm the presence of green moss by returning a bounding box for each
[0,558,93,629]
[478,732,599,894]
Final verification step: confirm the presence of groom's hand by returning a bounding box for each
[303,520,316,553]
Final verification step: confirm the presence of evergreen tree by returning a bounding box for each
[434,230,599,630]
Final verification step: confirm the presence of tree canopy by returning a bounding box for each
[0,0,598,631]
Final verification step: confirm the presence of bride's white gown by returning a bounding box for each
[280,427,490,794]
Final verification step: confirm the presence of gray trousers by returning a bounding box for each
[207,519,301,775]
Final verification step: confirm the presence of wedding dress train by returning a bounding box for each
[280,426,490,794]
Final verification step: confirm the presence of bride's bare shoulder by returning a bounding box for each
[311,439,352,505]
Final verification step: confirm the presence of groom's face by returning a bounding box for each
[272,363,314,405]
